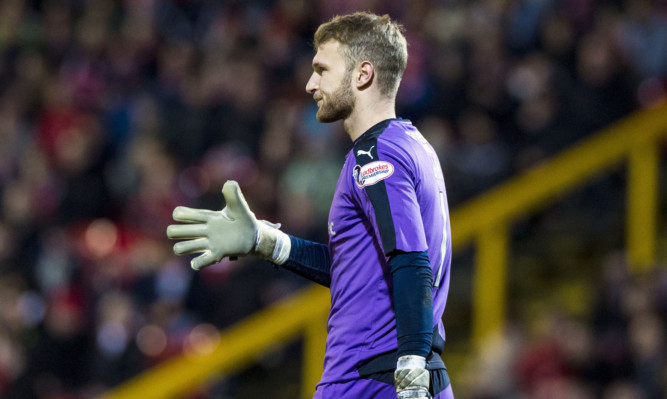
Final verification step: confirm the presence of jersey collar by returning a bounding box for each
[346,118,406,153]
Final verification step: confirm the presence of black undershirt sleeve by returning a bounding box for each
[279,235,332,287]
[390,250,433,358]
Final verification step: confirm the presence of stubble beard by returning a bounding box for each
[316,73,355,123]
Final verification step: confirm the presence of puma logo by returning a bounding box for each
[357,145,375,159]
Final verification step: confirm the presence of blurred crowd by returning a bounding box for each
[466,252,667,399]
[0,0,665,398]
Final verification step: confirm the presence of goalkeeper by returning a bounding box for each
[168,12,454,399]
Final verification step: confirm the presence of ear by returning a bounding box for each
[355,61,374,89]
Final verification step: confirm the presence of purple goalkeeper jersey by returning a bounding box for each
[320,118,452,385]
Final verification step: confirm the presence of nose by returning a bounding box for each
[305,72,318,94]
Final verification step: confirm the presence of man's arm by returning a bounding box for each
[352,136,435,398]
[281,236,332,287]
[391,251,433,399]
[391,251,433,357]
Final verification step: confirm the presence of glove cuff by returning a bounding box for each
[271,229,291,264]
[397,355,427,370]
[395,355,430,398]
[255,223,291,265]
[397,388,431,399]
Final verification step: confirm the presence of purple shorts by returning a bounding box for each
[313,379,454,399]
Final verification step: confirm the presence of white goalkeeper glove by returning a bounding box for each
[166,180,291,270]
[395,355,431,399]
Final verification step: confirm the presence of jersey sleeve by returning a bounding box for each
[352,137,428,256]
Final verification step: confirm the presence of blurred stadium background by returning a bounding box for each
[0,0,666,398]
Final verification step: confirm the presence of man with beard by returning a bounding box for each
[168,12,454,399]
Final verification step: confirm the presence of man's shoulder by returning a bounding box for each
[350,122,422,189]
[353,119,416,152]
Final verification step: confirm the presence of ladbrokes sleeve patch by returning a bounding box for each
[353,161,394,188]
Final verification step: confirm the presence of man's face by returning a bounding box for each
[306,40,355,123]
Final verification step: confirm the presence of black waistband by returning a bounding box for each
[356,326,450,394]
[357,349,446,376]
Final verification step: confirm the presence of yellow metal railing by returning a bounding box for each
[454,103,667,342]
[100,284,330,399]
[100,104,667,399]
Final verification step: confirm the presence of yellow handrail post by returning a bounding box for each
[472,221,509,347]
[301,310,328,399]
[627,139,660,273]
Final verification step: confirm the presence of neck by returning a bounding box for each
[343,97,396,141]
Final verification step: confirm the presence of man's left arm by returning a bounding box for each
[355,136,436,398]
[390,251,433,399]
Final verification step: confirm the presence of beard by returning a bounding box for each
[316,73,355,123]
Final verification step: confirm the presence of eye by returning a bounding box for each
[313,64,326,75]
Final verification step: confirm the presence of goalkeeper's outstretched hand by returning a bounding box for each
[167,180,290,270]
[395,355,432,399]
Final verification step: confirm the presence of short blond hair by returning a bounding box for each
[314,12,408,98]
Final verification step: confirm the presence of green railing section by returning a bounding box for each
[99,104,667,399]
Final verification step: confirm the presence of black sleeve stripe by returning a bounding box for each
[366,180,397,255]
[353,134,397,255]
